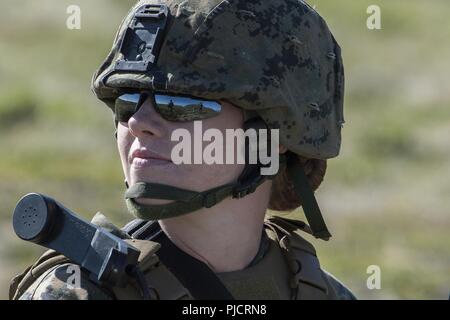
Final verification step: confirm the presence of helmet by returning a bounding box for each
[91,0,345,240]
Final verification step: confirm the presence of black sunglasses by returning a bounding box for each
[115,91,223,123]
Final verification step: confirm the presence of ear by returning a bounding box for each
[278,144,288,154]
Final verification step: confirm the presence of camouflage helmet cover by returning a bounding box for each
[92,0,345,159]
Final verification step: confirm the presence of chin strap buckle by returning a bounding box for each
[203,192,218,208]
[232,175,266,199]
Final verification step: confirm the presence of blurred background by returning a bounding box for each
[0,0,448,299]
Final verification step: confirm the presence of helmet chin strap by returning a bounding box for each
[285,153,332,240]
[124,166,279,221]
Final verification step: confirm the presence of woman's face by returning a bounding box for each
[117,95,246,202]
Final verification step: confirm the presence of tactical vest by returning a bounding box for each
[9,216,344,300]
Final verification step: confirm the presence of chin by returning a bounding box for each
[131,174,211,195]
[129,170,187,188]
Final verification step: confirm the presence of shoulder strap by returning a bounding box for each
[125,219,235,300]
[265,216,330,300]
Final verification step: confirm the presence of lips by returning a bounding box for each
[129,148,172,167]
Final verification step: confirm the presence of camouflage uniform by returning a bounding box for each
[19,264,355,300]
[18,264,113,300]
[17,218,356,300]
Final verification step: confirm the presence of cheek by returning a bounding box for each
[185,162,245,191]
[213,162,246,184]
[194,110,245,186]
[117,124,133,170]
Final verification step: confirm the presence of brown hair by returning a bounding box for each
[268,152,327,211]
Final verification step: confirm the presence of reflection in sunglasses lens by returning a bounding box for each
[154,94,221,122]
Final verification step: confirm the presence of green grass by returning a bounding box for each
[0,0,449,299]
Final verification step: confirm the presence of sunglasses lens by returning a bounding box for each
[115,94,141,122]
[115,93,222,123]
[154,94,222,122]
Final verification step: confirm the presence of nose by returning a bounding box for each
[127,95,168,138]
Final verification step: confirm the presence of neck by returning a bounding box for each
[158,180,272,273]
